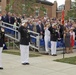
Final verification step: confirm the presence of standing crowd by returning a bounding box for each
[0,11,76,69]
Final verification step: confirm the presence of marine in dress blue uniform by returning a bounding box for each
[0,27,5,69]
[48,23,58,56]
[18,22,30,65]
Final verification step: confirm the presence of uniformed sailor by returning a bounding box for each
[48,23,58,56]
[44,23,50,54]
[0,27,5,69]
[18,21,30,65]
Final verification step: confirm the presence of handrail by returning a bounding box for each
[0,22,40,51]
[0,24,18,32]
[2,22,19,28]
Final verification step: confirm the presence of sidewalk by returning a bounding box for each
[0,52,76,75]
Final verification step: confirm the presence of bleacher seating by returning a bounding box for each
[3,25,76,51]
[31,37,76,48]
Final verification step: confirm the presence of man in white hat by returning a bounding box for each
[48,23,58,56]
[18,21,30,65]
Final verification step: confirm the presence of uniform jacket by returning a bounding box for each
[0,27,5,47]
[48,26,58,41]
[18,26,30,45]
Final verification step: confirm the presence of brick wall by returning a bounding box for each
[56,11,62,19]
[52,1,57,18]
[65,0,71,16]
[0,0,72,18]
[1,0,7,13]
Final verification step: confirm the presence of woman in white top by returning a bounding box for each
[44,23,50,54]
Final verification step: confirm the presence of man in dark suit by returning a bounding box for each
[9,15,15,24]
[1,12,8,23]
[1,12,9,34]
[7,12,15,35]
[36,21,44,39]
[58,21,64,39]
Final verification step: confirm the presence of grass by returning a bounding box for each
[54,56,76,65]
[2,50,42,57]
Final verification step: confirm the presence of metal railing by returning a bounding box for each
[0,22,40,51]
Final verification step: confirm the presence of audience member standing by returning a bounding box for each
[64,28,70,53]
[36,21,44,39]
[70,27,75,53]
[44,23,50,54]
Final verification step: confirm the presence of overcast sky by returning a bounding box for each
[47,0,74,6]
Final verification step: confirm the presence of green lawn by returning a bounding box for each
[3,50,42,57]
[54,56,76,65]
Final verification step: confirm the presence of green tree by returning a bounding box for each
[5,0,47,16]
[5,0,37,15]
[22,0,36,16]
[65,0,76,20]
[40,5,47,16]
[5,0,15,13]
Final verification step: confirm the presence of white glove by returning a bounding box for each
[29,42,31,45]
[3,44,5,47]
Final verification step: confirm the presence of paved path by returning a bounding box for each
[0,52,76,75]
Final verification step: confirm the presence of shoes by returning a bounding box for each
[44,51,49,55]
[44,53,49,55]
[0,67,3,70]
[22,63,30,65]
[51,54,57,56]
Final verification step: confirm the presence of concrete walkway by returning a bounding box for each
[0,52,76,75]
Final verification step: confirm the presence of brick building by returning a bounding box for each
[0,0,72,18]
[56,0,71,18]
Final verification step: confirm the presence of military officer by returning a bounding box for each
[0,27,5,70]
[48,23,58,56]
[18,21,30,65]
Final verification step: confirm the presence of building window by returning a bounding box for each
[58,5,65,10]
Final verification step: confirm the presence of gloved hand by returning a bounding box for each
[3,44,5,47]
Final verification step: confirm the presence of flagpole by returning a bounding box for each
[61,9,65,59]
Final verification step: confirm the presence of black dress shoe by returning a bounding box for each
[44,53,49,55]
[25,63,30,65]
[52,54,57,56]
[0,67,3,70]
[22,63,30,65]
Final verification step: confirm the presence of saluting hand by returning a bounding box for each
[1,28,4,32]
